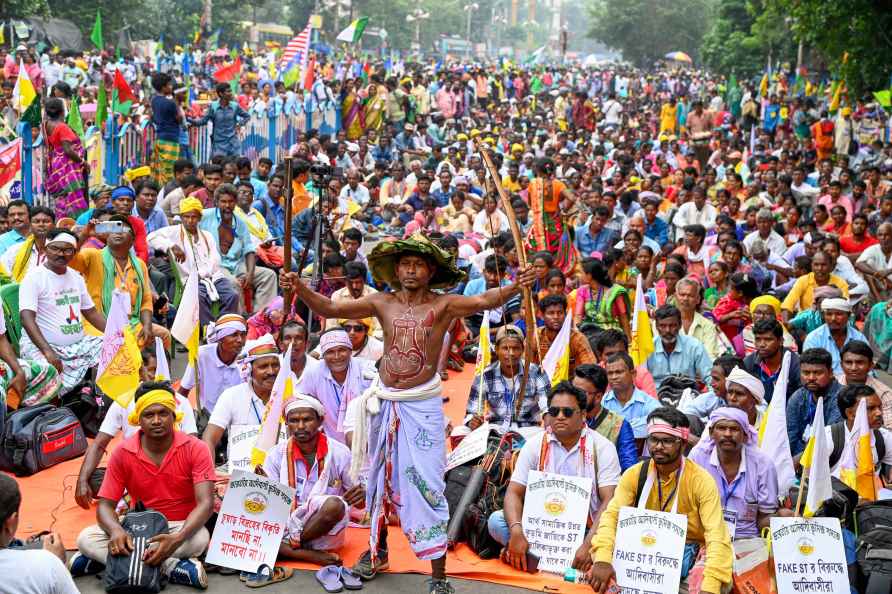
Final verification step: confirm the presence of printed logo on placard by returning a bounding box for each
[243,491,268,514]
[640,530,658,547]
[543,492,567,516]
[797,537,814,556]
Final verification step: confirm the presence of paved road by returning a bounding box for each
[75,570,531,593]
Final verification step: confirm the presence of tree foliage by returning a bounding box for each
[700,0,793,78]
[587,0,712,67]
[768,0,892,97]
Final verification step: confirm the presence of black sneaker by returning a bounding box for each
[428,578,455,594]
[352,548,389,580]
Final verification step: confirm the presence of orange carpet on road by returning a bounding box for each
[10,363,589,593]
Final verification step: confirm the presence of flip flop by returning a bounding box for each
[245,564,294,588]
[340,567,363,590]
[316,564,344,593]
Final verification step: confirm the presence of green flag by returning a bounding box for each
[96,82,108,127]
[67,95,84,138]
[336,17,369,44]
[90,9,103,51]
[20,95,41,129]
[283,63,300,88]
[111,89,132,116]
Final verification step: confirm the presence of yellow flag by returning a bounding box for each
[12,60,36,113]
[630,275,654,367]
[838,398,878,501]
[759,72,769,98]
[251,345,293,467]
[96,291,142,407]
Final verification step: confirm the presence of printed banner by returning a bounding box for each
[612,506,687,593]
[770,517,849,593]
[84,130,104,188]
[521,470,592,574]
[205,470,295,573]
[446,423,490,471]
[228,424,286,475]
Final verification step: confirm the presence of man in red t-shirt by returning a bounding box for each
[71,382,214,588]
[839,213,878,257]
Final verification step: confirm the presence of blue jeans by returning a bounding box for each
[487,510,510,546]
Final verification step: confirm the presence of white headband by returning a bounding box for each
[726,366,765,403]
[284,394,326,418]
[47,232,78,248]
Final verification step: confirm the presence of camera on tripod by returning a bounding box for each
[309,163,332,177]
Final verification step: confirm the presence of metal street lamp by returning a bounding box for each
[463,3,479,58]
[406,8,430,52]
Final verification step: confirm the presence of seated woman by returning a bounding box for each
[574,257,631,337]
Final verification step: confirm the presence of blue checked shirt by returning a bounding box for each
[465,361,549,429]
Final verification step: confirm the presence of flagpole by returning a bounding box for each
[794,476,806,516]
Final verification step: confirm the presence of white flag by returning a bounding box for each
[803,398,833,517]
[154,336,171,381]
[541,312,571,385]
[758,351,796,494]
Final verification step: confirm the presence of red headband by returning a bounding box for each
[648,423,690,441]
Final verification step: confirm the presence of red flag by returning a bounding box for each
[0,139,22,190]
[112,69,137,104]
[303,56,316,91]
[213,57,242,83]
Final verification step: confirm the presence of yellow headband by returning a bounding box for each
[179,197,204,215]
[128,389,184,426]
[124,166,151,182]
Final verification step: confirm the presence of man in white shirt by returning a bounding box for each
[743,208,786,259]
[826,384,892,481]
[296,329,376,445]
[0,474,79,594]
[147,196,239,326]
[672,187,718,240]
[178,313,246,418]
[339,168,371,206]
[488,381,621,573]
[601,94,623,129]
[19,229,107,392]
[0,205,54,281]
[855,222,892,301]
[202,335,281,457]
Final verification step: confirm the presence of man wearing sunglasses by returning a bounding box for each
[590,407,733,594]
[487,381,621,574]
[340,318,383,363]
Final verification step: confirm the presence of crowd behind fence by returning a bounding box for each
[17,102,341,208]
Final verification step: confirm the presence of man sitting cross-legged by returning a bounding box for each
[258,394,365,566]
[71,382,214,589]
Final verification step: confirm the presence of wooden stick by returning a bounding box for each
[282,156,294,316]
[794,476,807,516]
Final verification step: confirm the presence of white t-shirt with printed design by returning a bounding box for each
[19,264,95,347]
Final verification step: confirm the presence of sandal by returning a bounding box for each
[316,565,344,593]
[340,567,363,590]
[245,564,294,588]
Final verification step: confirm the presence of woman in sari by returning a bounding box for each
[363,84,386,132]
[527,157,577,274]
[575,258,631,337]
[44,97,88,219]
[342,79,365,140]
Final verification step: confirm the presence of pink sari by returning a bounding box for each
[44,122,87,219]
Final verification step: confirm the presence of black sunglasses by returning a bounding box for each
[342,324,366,332]
[547,406,579,419]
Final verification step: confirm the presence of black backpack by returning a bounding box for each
[0,404,88,476]
[828,422,886,469]
[105,508,170,593]
[61,382,112,439]
[855,501,892,594]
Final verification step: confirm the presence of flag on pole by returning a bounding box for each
[96,290,143,407]
[630,275,654,367]
[171,272,200,366]
[758,351,797,494]
[281,24,312,66]
[112,69,136,115]
[207,28,221,51]
[154,336,171,382]
[212,56,242,83]
[11,60,36,113]
[67,95,84,138]
[336,17,369,44]
[90,9,103,50]
[541,312,571,386]
[802,397,833,517]
[838,398,878,501]
[303,54,316,91]
[95,82,108,127]
[251,345,293,467]
[523,46,546,66]
[0,139,22,199]
[473,313,491,414]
